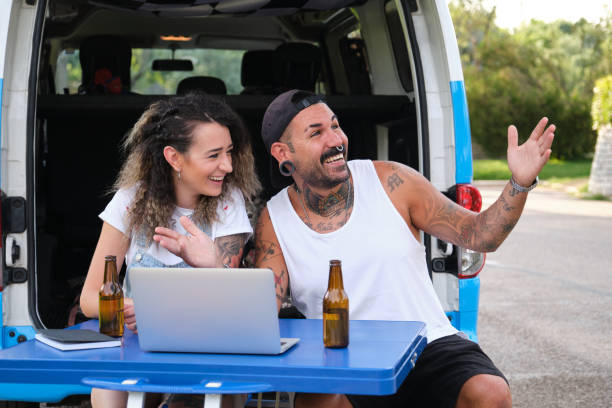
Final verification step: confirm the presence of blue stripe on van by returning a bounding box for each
[445,276,480,343]
[450,81,473,183]
[2,325,36,348]
[458,276,480,342]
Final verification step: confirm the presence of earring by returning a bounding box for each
[279,161,295,176]
[177,170,181,181]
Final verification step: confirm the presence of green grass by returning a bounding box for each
[582,193,611,201]
[575,183,610,201]
[473,159,592,181]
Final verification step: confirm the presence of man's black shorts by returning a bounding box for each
[347,334,507,408]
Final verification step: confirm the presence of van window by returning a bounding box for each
[131,48,246,94]
[54,48,246,95]
[54,49,81,95]
[338,28,372,94]
[385,0,414,93]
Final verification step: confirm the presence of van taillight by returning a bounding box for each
[459,250,486,279]
[456,184,485,278]
[456,184,482,212]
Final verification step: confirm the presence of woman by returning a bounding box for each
[80,92,260,408]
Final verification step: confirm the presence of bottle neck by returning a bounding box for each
[103,260,119,284]
[327,265,344,290]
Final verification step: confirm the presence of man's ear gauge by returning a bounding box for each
[279,161,296,176]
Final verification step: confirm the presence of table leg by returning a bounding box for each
[203,393,222,408]
[126,391,146,408]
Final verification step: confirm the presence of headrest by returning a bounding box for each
[176,76,227,95]
[240,50,279,92]
[79,36,132,94]
[275,43,322,92]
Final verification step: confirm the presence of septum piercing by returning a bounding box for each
[335,145,344,152]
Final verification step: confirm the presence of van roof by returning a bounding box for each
[47,0,366,50]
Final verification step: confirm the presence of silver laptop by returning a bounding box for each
[129,267,299,354]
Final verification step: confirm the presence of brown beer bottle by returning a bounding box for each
[99,255,124,337]
[323,259,349,348]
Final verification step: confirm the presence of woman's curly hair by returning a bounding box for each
[114,92,261,242]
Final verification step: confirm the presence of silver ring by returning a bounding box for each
[335,145,344,152]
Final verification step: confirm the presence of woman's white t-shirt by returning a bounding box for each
[99,185,253,269]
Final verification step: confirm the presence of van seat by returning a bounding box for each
[240,50,279,95]
[275,42,322,92]
[176,76,227,95]
[79,35,132,95]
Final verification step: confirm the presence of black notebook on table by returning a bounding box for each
[35,329,121,351]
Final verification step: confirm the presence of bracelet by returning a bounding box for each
[510,175,538,193]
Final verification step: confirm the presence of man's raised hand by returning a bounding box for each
[507,117,555,187]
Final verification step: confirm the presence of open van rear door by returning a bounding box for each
[0,0,13,350]
[1,1,39,349]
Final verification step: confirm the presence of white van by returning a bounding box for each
[0,0,485,403]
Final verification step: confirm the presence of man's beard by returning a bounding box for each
[296,147,349,189]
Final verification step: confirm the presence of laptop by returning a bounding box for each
[129,267,300,354]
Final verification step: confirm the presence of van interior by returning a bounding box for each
[34,0,419,329]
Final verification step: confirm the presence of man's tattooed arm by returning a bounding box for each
[253,207,290,310]
[417,177,528,252]
[214,233,250,268]
[273,268,289,304]
[380,161,530,253]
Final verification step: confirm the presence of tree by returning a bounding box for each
[131,48,245,94]
[589,75,612,197]
[449,0,612,159]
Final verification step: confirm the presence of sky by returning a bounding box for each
[479,0,612,29]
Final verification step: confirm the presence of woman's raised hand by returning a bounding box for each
[153,216,220,268]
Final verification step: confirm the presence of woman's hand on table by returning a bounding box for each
[124,297,137,333]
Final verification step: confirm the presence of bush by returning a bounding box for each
[452,5,607,161]
[466,63,597,160]
[592,76,612,129]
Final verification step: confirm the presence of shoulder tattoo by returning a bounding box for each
[387,172,405,192]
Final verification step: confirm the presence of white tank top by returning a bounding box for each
[267,160,457,342]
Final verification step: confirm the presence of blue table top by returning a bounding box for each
[0,319,426,401]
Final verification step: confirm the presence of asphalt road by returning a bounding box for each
[474,181,612,408]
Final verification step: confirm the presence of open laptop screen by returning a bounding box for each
[129,267,298,354]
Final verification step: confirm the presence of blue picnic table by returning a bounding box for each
[0,319,426,407]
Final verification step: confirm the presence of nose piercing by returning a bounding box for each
[335,145,344,152]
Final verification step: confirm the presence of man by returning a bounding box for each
[254,90,555,408]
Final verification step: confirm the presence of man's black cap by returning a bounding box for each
[261,89,326,189]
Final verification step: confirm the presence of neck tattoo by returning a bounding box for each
[294,176,353,228]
